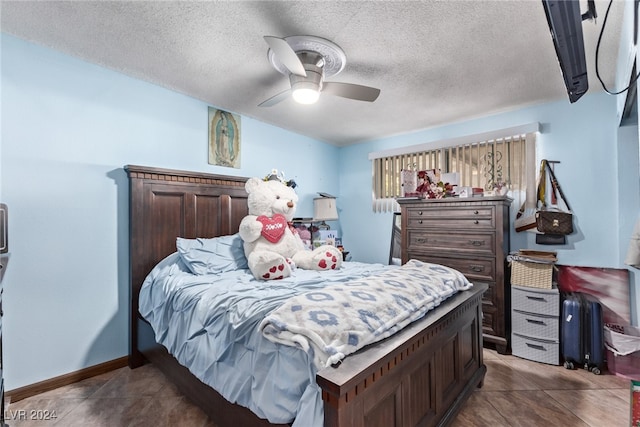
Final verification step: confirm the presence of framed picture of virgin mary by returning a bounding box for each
[208,107,241,168]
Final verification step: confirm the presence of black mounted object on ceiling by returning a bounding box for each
[542,0,597,103]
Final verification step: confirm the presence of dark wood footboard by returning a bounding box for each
[317,283,486,427]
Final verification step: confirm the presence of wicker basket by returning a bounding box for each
[510,260,554,289]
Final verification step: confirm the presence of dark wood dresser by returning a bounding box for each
[397,196,512,353]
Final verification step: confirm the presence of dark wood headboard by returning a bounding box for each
[125,165,248,365]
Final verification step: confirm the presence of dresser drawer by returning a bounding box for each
[512,310,559,340]
[407,230,496,256]
[408,216,495,230]
[406,206,495,230]
[406,206,494,220]
[512,333,560,365]
[408,254,495,282]
[512,286,559,316]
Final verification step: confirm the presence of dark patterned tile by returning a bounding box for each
[481,359,541,391]
[545,388,629,427]
[502,356,599,390]
[607,385,631,402]
[482,348,501,361]
[90,365,165,398]
[4,397,84,427]
[4,355,628,427]
[451,391,511,427]
[134,395,213,427]
[487,390,591,426]
[569,366,631,389]
[52,396,153,426]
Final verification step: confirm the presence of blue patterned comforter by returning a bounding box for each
[139,254,394,427]
[260,259,473,369]
[139,255,471,427]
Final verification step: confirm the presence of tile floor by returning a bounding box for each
[4,348,632,427]
[452,349,630,427]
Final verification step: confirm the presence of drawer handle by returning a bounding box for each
[525,296,545,301]
[418,211,423,216]
[469,240,484,246]
[416,238,426,243]
[525,343,546,351]
[526,318,545,325]
[469,265,485,272]
[418,220,423,224]
[473,220,479,225]
[474,210,479,214]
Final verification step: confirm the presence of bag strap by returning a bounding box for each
[537,160,547,209]
[516,160,547,219]
[543,160,572,212]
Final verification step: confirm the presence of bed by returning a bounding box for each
[126,165,487,427]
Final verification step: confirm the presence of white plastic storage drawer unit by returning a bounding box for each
[511,285,560,365]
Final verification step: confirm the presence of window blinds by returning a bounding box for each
[371,132,535,212]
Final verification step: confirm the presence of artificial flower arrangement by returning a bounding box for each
[403,169,455,199]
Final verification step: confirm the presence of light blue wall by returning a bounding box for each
[339,93,624,266]
[0,34,338,390]
[338,91,640,322]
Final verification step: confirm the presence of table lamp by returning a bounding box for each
[313,194,338,230]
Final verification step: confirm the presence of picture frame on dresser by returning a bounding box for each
[397,195,513,354]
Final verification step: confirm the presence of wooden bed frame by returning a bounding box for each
[126,165,487,427]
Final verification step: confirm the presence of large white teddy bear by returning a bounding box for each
[239,173,342,280]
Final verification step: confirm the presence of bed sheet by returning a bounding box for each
[139,253,393,426]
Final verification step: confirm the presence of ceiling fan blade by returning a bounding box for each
[258,89,291,107]
[322,82,380,102]
[263,36,307,77]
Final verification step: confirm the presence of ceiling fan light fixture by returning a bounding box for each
[260,35,380,107]
[291,81,321,104]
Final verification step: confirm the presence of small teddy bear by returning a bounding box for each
[239,171,342,280]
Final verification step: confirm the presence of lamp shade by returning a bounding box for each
[313,197,338,221]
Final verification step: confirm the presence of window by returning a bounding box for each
[370,124,539,213]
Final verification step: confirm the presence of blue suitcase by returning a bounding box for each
[561,292,604,374]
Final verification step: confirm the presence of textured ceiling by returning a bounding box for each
[0,1,626,146]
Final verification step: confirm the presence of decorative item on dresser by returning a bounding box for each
[397,196,512,354]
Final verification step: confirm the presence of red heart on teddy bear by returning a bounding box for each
[257,214,287,243]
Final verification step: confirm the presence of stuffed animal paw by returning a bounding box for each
[293,245,342,271]
[248,250,293,281]
[315,249,340,270]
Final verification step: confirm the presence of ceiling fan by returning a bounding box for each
[259,35,381,107]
